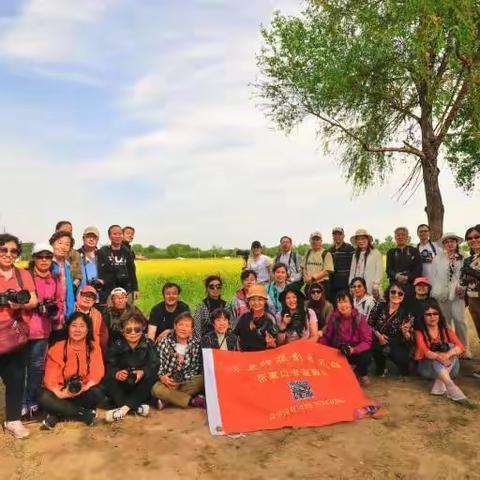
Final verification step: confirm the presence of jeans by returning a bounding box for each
[417,357,460,380]
[39,387,105,419]
[151,374,204,408]
[24,339,49,409]
[0,347,27,421]
[104,374,157,410]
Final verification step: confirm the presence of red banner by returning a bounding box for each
[203,340,377,434]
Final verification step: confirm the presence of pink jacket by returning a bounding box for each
[28,272,63,340]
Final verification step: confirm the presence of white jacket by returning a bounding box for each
[349,249,384,295]
[431,251,464,303]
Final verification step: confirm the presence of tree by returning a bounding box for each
[256,0,480,239]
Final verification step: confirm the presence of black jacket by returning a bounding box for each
[328,242,355,290]
[386,245,422,284]
[106,336,159,379]
[201,330,238,351]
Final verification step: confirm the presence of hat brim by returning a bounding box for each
[350,234,373,246]
[279,285,306,303]
[441,235,463,244]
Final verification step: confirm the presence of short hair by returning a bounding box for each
[122,226,135,233]
[240,269,257,281]
[55,221,72,231]
[49,231,74,248]
[205,275,222,289]
[349,277,367,290]
[174,311,194,326]
[394,226,409,235]
[417,224,430,233]
[121,312,146,329]
[280,236,292,243]
[211,308,231,322]
[335,290,353,308]
[162,282,181,295]
[108,224,122,236]
[385,281,407,303]
[272,262,288,273]
[0,233,22,254]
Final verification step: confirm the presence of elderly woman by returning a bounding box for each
[193,275,229,338]
[368,282,414,376]
[349,229,383,298]
[246,241,272,285]
[23,244,63,419]
[267,262,289,316]
[320,291,372,385]
[415,300,467,401]
[201,308,238,350]
[104,313,159,422]
[230,269,257,325]
[151,312,205,409]
[0,234,38,439]
[278,286,319,343]
[40,312,105,429]
[349,277,375,318]
[305,282,333,331]
[234,285,279,351]
[431,232,470,358]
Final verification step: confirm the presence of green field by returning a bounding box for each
[136,258,244,315]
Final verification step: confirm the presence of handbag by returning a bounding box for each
[0,268,30,355]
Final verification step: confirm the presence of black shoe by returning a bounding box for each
[41,414,59,430]
[78,408,97,426]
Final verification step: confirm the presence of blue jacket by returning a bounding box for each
[52,260,75,319]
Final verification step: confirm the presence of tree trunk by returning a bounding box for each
[421,153,444,241]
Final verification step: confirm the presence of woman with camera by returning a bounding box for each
[278,285,319,343]
[23,244,63,420]
[39,312,105,429]
[368,282,414,376]
[104,313,159,422]
[305,282,333,331]
[320,291,372,385]
[201,308,238,350]
[151,312,205,409]
[234,284,281,351]
[0,234,38,439]
[415,299,467,401]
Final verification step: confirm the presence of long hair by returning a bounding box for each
[465,224,480,255]
[280,289,307,332]
[305,282,326,323]
[417,298,451,344]
[66,311,95,353]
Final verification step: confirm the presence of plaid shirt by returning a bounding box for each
[156,334,202,381]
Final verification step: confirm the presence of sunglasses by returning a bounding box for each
[208,284,222,290]
[351,284,363,289]
[124,326,142,334]
[0,247,20,256]
[36,254,53,260]
[80,293,96,300]
[389,290,404,297]
[424,312,439,317]
[310,290,322,295]
[467,234,480,241]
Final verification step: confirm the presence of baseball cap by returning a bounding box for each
[332,227,344,234]
[111,287,128,297]
[83,226,99,237]
[310,230,322,240]
[413,277,431,286]
[251,240,262,249]
[32,243,54,256]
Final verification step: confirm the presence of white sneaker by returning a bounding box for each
[105,408,126,423]
[430,379,447,396]
[445,382,467,401]
[3,421,30,439]
[136,404,150,417]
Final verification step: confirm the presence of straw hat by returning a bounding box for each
[440,232,463,244]
[246,284,268,300]
[350,228,374,246]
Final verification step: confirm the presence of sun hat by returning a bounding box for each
[279,284,306,304]
[246,284,268,300]
[440,232,463,244]
[32,243,53,256]
[350,228,373,246]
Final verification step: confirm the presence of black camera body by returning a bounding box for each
[125,367,137,386]
[288,312,304,336]
[420,249,433,263]
[257,318,280,337]
[338,343,352,357]
[66,376,82,394]
[430,342,450,353]
[88,278,103,291]
[0,289,31,307]
[37,299,59,318]
[171,370,184,383]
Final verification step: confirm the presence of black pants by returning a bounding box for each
[0,347,27,421]
[372,337,411,375]
[39,387,105,419]
[104,374,156,410]
[347,350,371,377]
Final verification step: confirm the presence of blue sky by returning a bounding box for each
[0,0,478,248]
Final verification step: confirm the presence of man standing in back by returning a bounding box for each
[328,227,355,302]
[274,236,302,286]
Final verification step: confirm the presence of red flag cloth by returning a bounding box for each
[203,340,377,434]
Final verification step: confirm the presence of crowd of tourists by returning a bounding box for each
[0,221,479,439]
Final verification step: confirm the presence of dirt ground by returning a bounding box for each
[2,329,480,480]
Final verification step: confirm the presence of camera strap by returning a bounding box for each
[14,268,24,289]
[62,340,91,382]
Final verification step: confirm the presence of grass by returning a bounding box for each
[136,258,244,315]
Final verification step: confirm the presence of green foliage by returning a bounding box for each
[256,0,480,191]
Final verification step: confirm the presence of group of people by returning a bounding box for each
[0,221,479,440]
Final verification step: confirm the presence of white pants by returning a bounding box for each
[438,299,469,350]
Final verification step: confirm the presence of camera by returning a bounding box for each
[65,375,82,394]
[0,289,31,307]
[125,367,138,386]
[171,370,184,383]
[288,312,304,336]
[420,249,433,263]
[430,342,450,353]
[88,278,103,291]
[338,343,352,356]
[37,299,59,318]
[235,249,250,263]
[257,318,280,337]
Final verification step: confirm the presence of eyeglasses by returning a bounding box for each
[35,255,53,260]
[0,247,20,256]
[310,290,322,295]
[418,230,429,234]
[424,312,439,317]
[467,235,480,241]
[124,326,142,334]
[208,284,222,290]
[351,285,363,289]
[80,293,96,300]
[389,290,404,297]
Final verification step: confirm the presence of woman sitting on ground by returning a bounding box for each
[201,308,238,351]
[104,313,159,422]
[278,286,319,343]
[350,277,375,318]
[368,282,414,376]
[305,282,333,332]
[40,312,105,429]
[415,299,467,401]
[151,312,205,409]
[320,291,372,385]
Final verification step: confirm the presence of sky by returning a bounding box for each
[0,0,478,249]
